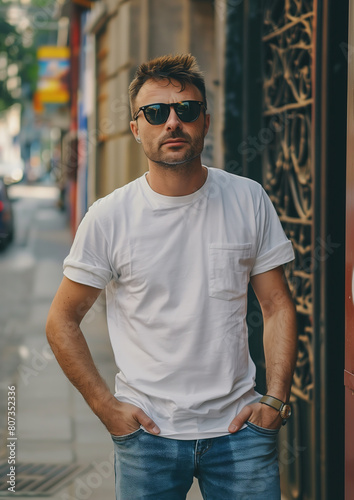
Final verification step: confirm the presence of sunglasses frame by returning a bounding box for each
[134,100,206,125]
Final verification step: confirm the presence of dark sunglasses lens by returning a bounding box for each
[144,104,169,125]
[175,101,201,122]
[142,102,202,124]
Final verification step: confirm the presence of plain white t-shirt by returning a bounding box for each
[63,166,295,439]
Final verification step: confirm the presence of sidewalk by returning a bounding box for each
[0,187,117,499]
[0,185,202,499]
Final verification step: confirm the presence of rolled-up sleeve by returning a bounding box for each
[63,202,113,289]
[251,188,295,276]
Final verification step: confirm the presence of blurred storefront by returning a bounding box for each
[63,0,351,498]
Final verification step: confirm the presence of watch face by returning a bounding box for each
[280,404,292,419]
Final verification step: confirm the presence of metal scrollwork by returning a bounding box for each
[263,0,314,400]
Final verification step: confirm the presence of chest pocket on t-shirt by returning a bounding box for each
[209,243,252,300]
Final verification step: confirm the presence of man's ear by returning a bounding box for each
[130,120,139,141]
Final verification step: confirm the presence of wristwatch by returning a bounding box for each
[260,395,292,425]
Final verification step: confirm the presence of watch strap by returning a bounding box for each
[260,395,285,411]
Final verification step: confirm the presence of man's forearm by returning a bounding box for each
[46,316,116,417]
[230,267,298,432]
[263,301,298,402]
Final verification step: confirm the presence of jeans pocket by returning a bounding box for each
[111,428,143,443]
[246,421,279,436]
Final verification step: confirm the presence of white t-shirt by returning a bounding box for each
[64,166,294,439]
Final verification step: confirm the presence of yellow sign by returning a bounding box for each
[37,46,70,104]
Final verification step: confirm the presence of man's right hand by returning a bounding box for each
[99,398,161,437]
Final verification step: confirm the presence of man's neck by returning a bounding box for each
[146,161,207,197]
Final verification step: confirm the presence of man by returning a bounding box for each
[46,54,297,499]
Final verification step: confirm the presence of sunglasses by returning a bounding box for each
[134,100,206,125]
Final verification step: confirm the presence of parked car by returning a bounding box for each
[0,179,14,250]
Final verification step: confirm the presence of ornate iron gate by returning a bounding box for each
[224,0,347,498]
[262,0,313,401]
[262,4,315,497]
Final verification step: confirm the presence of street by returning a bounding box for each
[0,183,202,499]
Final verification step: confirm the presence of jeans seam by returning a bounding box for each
[194,440,198,475]
[194,439,213,479]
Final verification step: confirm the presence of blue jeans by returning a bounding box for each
[112,422,281,500]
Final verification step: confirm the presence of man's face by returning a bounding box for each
[130,78,210,168]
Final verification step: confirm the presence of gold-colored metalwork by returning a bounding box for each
[262,0,314,401]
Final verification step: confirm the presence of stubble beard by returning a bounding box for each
[142,134,205,171]
[145,150,202,169]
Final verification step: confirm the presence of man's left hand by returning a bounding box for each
[228,402,282,433]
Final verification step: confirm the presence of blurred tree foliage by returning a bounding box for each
[0,0,59,112]
[0,17,38,112]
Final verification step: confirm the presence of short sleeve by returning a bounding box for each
[251,187,295,276]
[63,202,113,289]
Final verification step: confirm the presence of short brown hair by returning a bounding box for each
[128,54,206,117]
